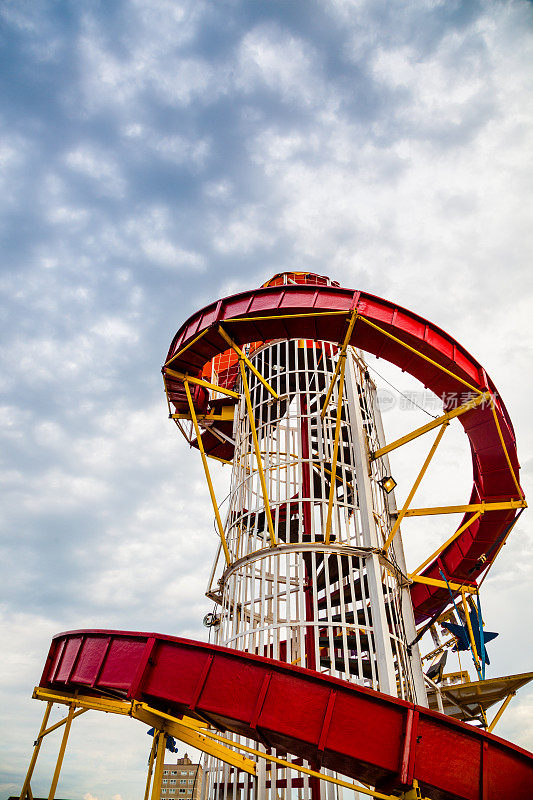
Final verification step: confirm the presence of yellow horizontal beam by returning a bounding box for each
[33,687,132,715]
[224,311,348,322]
[371,392,490,460]
[165,368,239,399]
[404,500,526,517]
[206,453,233,465]
[407,574,477,594]
[171,406,235,423]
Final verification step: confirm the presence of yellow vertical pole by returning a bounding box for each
[144,733,159,800]
[184,380,231,566]
[382,422,448,552]
[325,354,347,544]
[48,703,76,800]
[460,589,481,679]
[239,359,276,547]
[150,730,167,800]
[19,702,54,800]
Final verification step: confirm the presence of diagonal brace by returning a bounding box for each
[219,327,279,400]
[382,422,449,552]
[371,392,490,460]
[321,310,358,419]
[184,381,231,565]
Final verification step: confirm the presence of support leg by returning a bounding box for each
[150,730,167,800]
[144,732,159,800]
[48,703,75,800]
[19,702,53,800]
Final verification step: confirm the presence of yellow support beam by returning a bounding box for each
[150,729,166,800]
[132,705,256,776]
[218,327,279,400]
[19,701,53,800]
[183,381,231,565]
[489,395,525,500]
[164,328,208,368]
[407,574,477,594]
[36,708,89,741]
[224,311,348,323]
[461,589,482,679]
[487,691,516,733]
[371,393,490,460]
[33,687,131,714]
[143,733,158,800]
[403,500,526,517]
[382,422,449,552]
[48,702,75,800]
[165,368,240,399]
[184,381,231,565]
[32,688,256,777]
[411,511,483,576]
[239,360,276,546]
[325,353,347,544]
[320,310,358,419]
[180,720,416,800]
[357,315,483,395]
[171,406,234,423]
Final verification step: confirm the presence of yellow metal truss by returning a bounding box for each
[25,686,431,800]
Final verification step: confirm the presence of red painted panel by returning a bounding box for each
[55,636,83,683]
[71,637,109,685]
[97,637,147,690]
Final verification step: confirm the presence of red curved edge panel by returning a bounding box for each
[41,630,533,800]
[162,284,524,623]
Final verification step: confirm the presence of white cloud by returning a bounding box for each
[237,23,332,109]
[65,145,127,198]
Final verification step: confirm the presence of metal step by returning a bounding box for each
[320,656,374,680]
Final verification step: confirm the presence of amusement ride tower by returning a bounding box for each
[21,271,532,800]
[196,273,427,800]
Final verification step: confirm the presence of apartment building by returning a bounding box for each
[158,753,204,800]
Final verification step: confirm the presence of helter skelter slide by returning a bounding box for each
[21,272,533,800]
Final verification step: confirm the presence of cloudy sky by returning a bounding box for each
[1,1,532,798]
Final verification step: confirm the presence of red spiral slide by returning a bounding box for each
[162,281,525,622]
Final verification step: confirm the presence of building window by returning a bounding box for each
[171,771,177,775]
[170,780,176,785]
[179,790,185,794]
[169,791,175,795]
[163,780,167,785]
[163,771,169,776]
